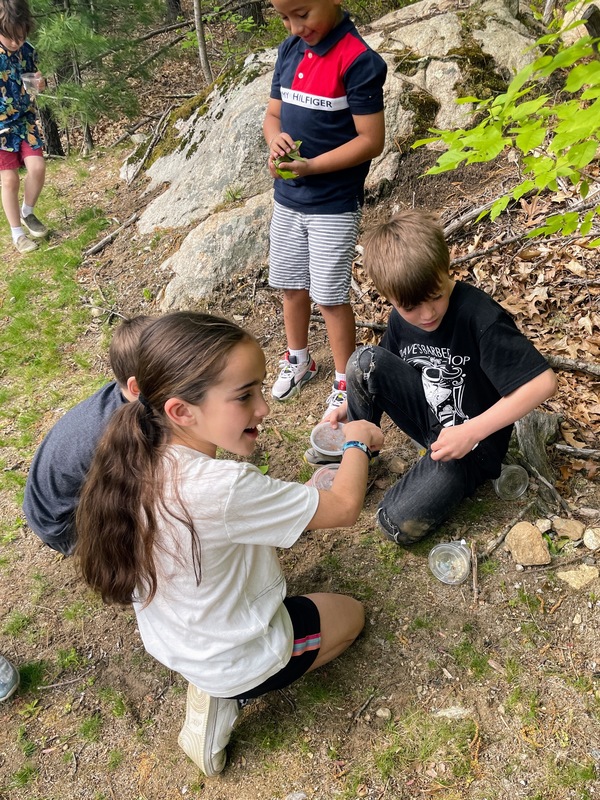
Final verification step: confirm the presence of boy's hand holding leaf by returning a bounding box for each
[273,140,307,179]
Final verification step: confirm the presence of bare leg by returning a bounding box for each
[318,302,356,374]
[0,169,21,228]
[22,155,46,208]
[303,592,364,670]
[283,288,312,350]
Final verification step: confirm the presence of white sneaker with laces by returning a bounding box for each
[178,683,240,777]
[323,379,347,419]
[271,351,318,400]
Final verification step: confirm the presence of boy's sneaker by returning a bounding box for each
[323,379,347,419]
[304,444,380,468]
[304,447,343,467]
[21,213,48,239]
[178,683,240,777]
[14,234,38,254]
[272,351,318,400]
[0,655,19,702]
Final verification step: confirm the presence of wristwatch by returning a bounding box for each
[342,440,373,460]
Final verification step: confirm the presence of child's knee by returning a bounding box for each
[376,506,435,546]
[347,345,377,385]
[0,169,20,191]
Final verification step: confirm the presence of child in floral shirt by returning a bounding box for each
[0,0,48,253]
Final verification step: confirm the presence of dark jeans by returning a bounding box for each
[346,346,505,545]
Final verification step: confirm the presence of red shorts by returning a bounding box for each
[0,142,44,170]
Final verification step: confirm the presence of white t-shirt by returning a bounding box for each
[133,445,320,697]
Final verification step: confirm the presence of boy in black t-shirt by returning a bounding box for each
[318,209,557,545]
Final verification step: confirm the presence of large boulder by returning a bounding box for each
[121,0,540,308]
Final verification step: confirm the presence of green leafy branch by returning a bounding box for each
[413,6,600,242]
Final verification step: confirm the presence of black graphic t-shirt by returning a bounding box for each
[381,281,550,463]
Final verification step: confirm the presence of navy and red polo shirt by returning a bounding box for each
[270,12,387,214]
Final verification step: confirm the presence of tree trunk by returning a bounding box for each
[38,106,65,156]
[193,0,213,84]
[165,0,182,23]
[238,1,264,27]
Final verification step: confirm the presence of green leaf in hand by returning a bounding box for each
[274,139,307,179]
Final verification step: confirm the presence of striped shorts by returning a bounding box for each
[269,201,361,305]
[228,595,321,700]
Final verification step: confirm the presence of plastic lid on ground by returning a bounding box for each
[428,540,471,585]
[310,421,345,456]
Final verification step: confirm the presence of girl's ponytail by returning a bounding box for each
[76,401,167,605]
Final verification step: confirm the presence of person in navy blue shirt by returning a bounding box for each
[263,0,387,426]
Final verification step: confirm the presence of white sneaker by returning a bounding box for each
[323,379,347,418]
[178,683,240,777]
[271,351,318,400]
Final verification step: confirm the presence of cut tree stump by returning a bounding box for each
[515,410,561,504]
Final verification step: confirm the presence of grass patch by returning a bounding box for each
[372,708,477,782]
[79,712,103,742]
[0,164,112,454]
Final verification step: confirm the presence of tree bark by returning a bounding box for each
[38,106,65,157]
[165,0,183,23]
[193,0,213,84]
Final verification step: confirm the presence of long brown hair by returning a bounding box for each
[0,0,34,42]
[75,312,253,606]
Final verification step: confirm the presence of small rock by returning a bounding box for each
[552,517,586,541]
[572,613,582,625]
[376,707,392,720]
[505,522,552,566]
[285,793,308,800]
[535,518,552,534]
[388,456,408,474]
[556,564,600,590]
[433,705,472,719]
[583,527,600,551]
[130,132,147,145]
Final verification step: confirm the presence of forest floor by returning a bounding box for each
[1,39,600,800]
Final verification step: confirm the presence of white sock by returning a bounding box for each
[289,347,309,364]
[11,226,26,242]
[335,372,346,386]
[21,203,34,217]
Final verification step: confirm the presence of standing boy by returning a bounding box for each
[23,316,152,555]
[323,210,558,544]
[0,0,48,253]
[263,0,387,417]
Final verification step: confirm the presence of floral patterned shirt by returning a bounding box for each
[0,40,43,152]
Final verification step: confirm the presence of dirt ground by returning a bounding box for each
[1,108,600,799]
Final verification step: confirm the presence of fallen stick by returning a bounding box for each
[481,499,537,558]
[471,540,479,604]
[127,105,173,186]
[555,443,600,460]
[544,354,600,378]
[524,461,573,515]
[83,212,139,256]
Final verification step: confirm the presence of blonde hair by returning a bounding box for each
[363,209,450,307]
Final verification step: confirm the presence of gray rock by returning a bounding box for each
[121,0,539,307]
[583,527,600,551]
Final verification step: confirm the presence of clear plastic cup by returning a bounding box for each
[21,73,43,97]
[306,464,340,490]
[428,540,471,585]
[492,464,529,500]
[309,421,345,457]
